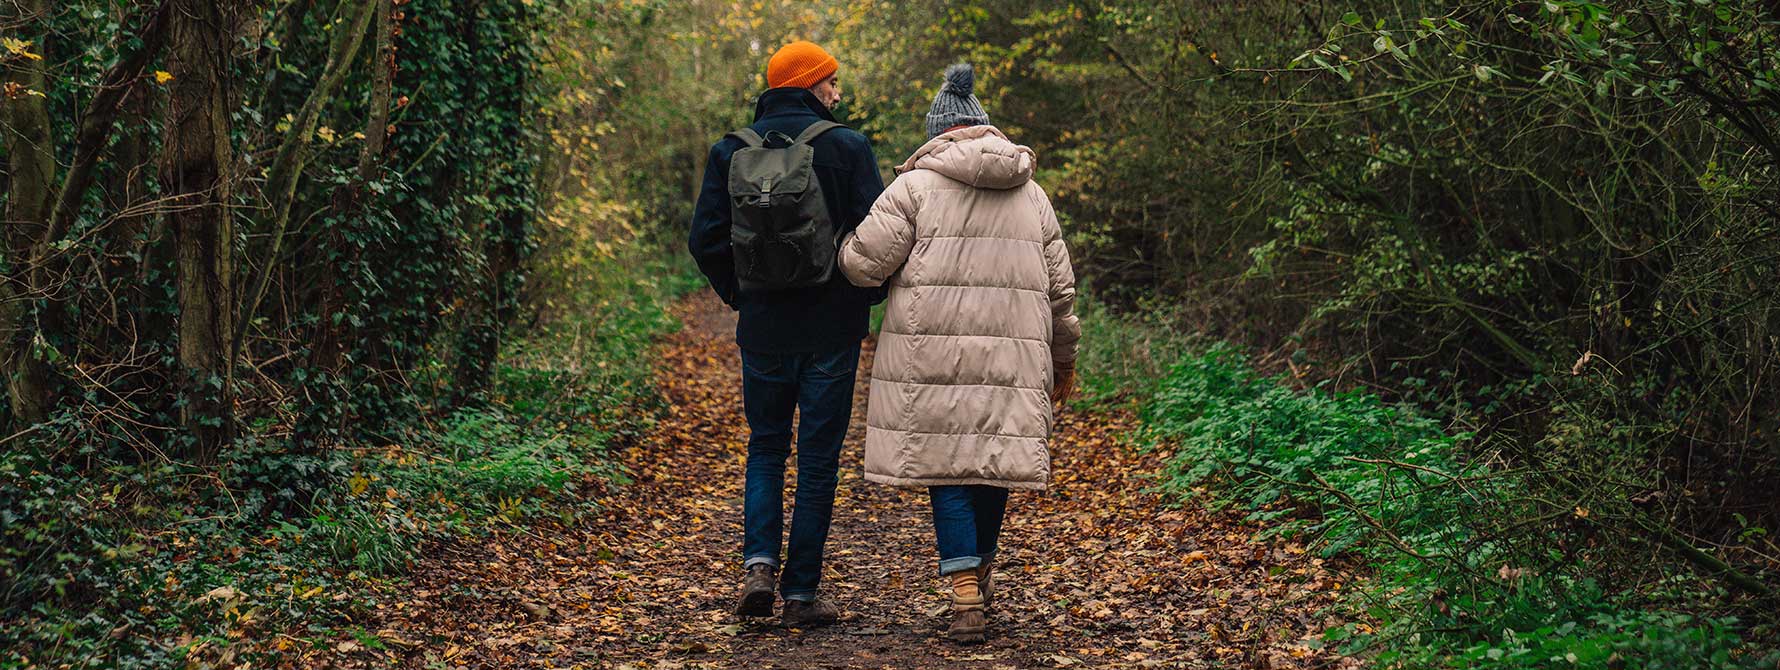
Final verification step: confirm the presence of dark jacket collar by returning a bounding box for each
[753,87,836,123]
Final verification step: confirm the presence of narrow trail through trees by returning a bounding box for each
[352,293,1355,669]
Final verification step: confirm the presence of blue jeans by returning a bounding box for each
[739,343,859,601]
[928,485,1009,576]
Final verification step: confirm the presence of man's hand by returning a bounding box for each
[1051,366,1076,405]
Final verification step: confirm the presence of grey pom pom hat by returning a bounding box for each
[926,63,990,139]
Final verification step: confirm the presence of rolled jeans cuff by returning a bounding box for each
[743,555,779,570]
[938,555,983,576]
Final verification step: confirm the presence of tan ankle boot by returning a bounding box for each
[948,572,986,643]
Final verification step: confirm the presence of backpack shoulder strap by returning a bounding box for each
[725,128,766,148]
[792,120,845,146]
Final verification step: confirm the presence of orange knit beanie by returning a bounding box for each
[766,40,839,89]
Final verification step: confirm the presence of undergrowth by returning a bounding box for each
[0,248,699,669]
[1070,291,1197,406]
[1068,295,1778,668]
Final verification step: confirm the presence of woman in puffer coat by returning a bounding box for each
[837,63,1080,644]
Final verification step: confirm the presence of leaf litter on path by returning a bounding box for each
[299,291,1361,669]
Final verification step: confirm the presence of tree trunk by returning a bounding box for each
[236,0,379,357]
[39,3,169,272]
[450,0,532,407]
[161,0,238,462]
[1,0,56,427]
[355,0,396,184]
[101,85,159,341]
[451,196,527,407]
[301,0,398,451]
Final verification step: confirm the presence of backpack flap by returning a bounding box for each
[727,143,814,204]
[724,121,841,204]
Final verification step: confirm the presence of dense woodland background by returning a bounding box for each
[2,0,1776,667]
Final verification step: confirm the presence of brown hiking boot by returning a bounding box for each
[948,572,987,644]
[780,598,840,628]
[734,565,776,617]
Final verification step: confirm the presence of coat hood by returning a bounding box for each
[896,125,1035,190]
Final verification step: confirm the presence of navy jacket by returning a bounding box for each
[688,88,887,353]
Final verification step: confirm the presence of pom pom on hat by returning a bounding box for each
[942,63,975,97]
[926,62,990,139]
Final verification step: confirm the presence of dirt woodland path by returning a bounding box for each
[323,293,1360,669]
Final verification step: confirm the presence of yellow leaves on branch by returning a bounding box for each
[3,37,42,60]
[1,38,45,99]
[155,70,175,84]
[3,81,45,99]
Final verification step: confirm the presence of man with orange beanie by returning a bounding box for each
[687,40,884,628]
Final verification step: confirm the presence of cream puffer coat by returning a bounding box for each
[837,125,1080,490]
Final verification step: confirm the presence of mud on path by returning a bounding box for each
[337,292,1357,669]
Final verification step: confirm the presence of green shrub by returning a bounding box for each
[1429,611,1755,670]
[1141,344,1778,669]
[1146,343,1480,555]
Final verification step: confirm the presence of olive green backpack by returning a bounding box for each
[725,120,843,291]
